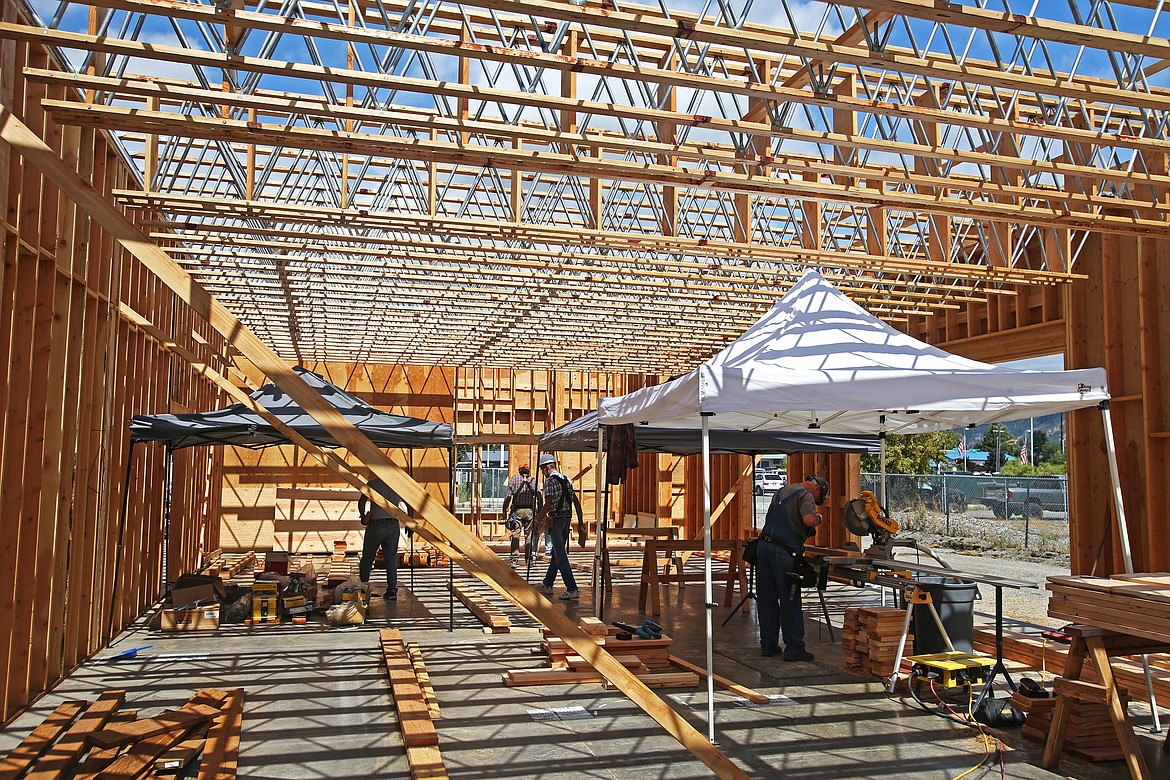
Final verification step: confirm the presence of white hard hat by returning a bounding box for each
[537,453,557,468]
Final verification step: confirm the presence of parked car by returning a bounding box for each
[755,471,785,495]
[980,477,1067,519]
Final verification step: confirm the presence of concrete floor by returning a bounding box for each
[3,551,1168,779]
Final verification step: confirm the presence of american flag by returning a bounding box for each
[1020,443,1029,465]
[957,438,966,458]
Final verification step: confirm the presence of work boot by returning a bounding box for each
[760,646,782,657]
[559,589,580,601]
[783,650,815,662]
[535,583,554,594]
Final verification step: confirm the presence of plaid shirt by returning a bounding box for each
[502,474,541,513]
[542,469,575,521]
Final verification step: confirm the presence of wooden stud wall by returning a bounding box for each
[217,365,757,551]
[0,32,226,722]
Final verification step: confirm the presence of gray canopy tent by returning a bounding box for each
[126,367,454,626]
[130,366,452,450]
[538,410,881,625]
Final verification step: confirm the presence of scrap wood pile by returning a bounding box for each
[379,630,446,780]
[198,549,256,582]
[1046,574,1170,644]
[503,617,698,689]
[1012,687,1130,762]
[843,606,910,679]
[0,687,244,779]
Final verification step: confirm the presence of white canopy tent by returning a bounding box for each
[598,271,1134,740]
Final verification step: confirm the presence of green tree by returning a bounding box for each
[977,423,1015,471]
[861,431,959,474]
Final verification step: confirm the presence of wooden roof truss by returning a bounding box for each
[8,0,1170,371]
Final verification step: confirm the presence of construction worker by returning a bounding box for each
[756,475,828,662]
[533,453,586,601]
[358,477,410,601]
[501,463,542,566]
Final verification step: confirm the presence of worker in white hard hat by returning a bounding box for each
[532,453,586,601]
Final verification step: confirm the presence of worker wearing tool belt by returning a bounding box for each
[756,475,828,662]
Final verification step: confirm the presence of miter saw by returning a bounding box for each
[843,490,950,567]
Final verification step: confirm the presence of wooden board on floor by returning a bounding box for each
[0,701,84,779]
[24,690,125,779]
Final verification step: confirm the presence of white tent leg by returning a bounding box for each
[879,416,888,509]
[1100,403,1160,731]
[701,413,716,743]
[594,426,605,607]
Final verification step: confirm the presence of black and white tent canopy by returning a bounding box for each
[130,367,452,450]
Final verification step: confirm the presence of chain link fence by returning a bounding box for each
[860,472,1069,553]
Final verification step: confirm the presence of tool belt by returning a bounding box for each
[758,532,799,553]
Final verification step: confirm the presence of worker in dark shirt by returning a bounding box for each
[358,477,410,601]
[756,475,828,662]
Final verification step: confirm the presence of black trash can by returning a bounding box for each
[911,576,978,654]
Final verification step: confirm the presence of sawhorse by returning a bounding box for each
[1042,624,1170,780]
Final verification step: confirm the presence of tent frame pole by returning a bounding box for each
[701,413,716,743]
[594,425,608,620]
[1100,401,1160,731]
[878,415,888,509]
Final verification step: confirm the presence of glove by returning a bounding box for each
[577,525,587,548]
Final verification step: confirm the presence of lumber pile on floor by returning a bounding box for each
[503,618,698,688]
[447,580,510,632]
[380,630,447,779]
[1013,689,1130,762]
[0,687,244,779]
[1047,574,1170,644]
[843,606,909,678]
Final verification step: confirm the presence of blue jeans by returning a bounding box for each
[542,520,577,591]
[360,518,400,592]
[756,539,805,655]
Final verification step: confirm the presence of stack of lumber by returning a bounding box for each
[1013,688,1130,762]
[842,606,909,678]
[379,630,447,779]
[397,550,432,568]
[1047,574,1170,644]
[504,621,697,688]
[446,580,511,632]
[330,540,347,564]
[0,688,244,779]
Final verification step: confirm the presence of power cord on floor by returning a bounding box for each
[902,674,1005,780]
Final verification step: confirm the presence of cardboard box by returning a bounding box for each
[159,606,220,631]
[170,581,225,610]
